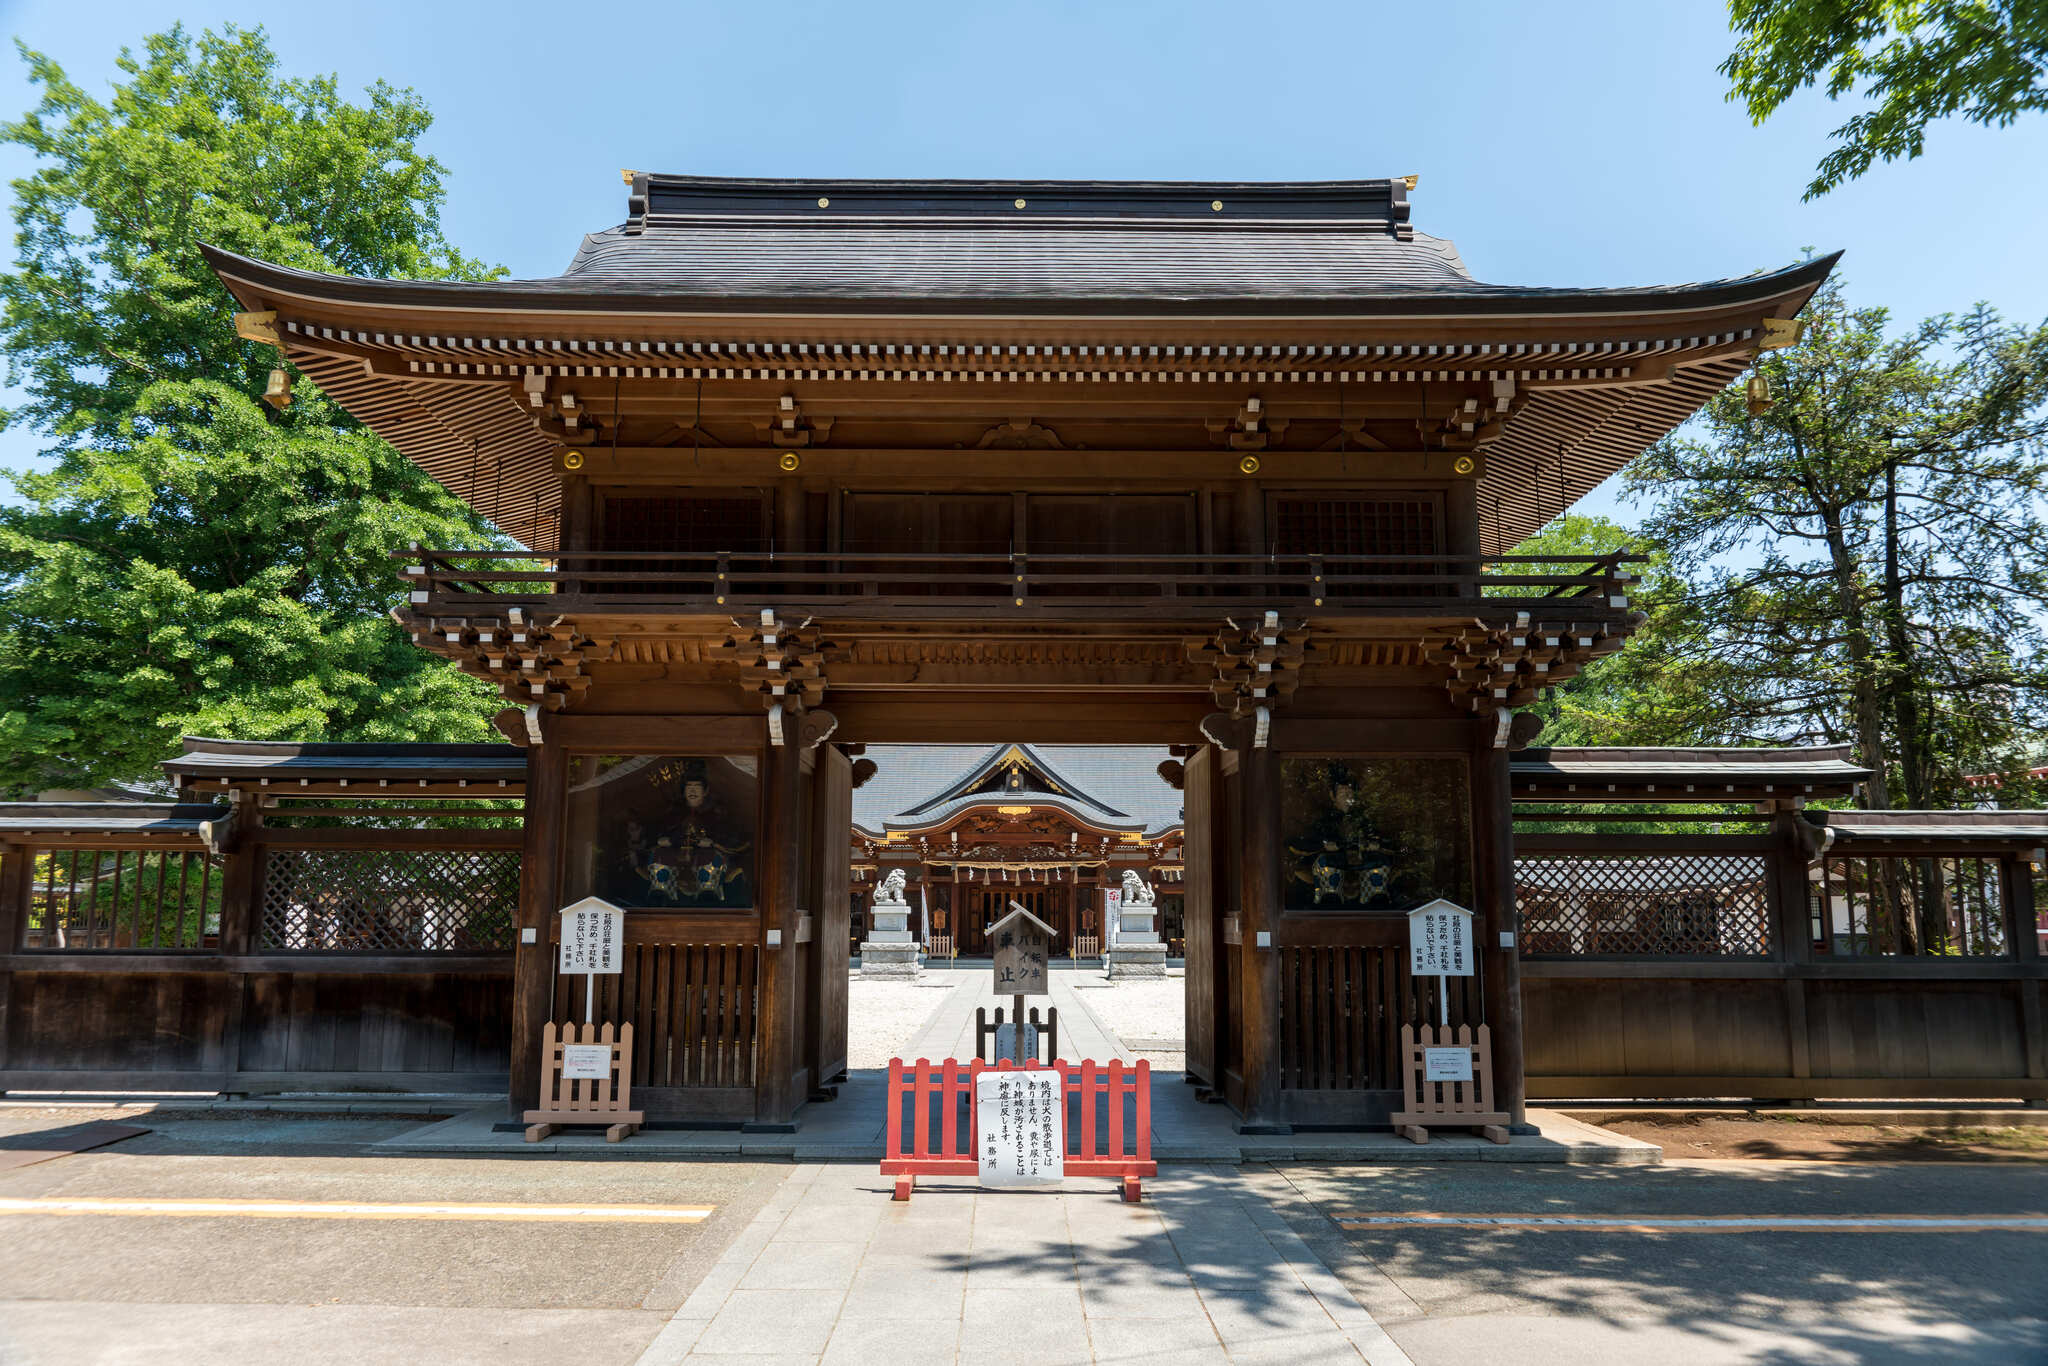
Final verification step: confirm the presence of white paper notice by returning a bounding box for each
[1423,1046,1473,1082]
[560,1043,613,1080]
[1407,901,1476,978]
[559,899,626,976]
[976,1070,1064,1186]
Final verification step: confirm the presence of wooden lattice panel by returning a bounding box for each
[552,943,760,1089]
[1514,853,1771,958]
[259,848,519,952]
[1277,945,1480,1092]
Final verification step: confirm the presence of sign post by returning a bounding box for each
[1407,898,1476,1028]
[559,896,626,1024]
[988,900,1056,1063]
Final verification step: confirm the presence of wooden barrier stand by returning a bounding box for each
[524,1021,644,1142]
[881,1056,1156,1202]
[1391,1023,1509,1145]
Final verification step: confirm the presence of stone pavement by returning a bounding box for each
[635,1161,1413,1365]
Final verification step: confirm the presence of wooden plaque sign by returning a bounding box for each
[989,901,1056,997]
[1407,900,1475,978]
[558,896,626,975]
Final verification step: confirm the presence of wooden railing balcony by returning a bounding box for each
[399,550,1646,622]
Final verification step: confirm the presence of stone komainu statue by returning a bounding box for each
[874,867,910,907]
[1119,868,1156,907]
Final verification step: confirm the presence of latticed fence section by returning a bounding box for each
[1515,852,1772,958]
[259,847,519,952]
[1814,854,2012,958]
[26,848,223,950]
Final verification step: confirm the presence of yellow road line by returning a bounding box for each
[0,1197,714,1223]
[1334,1211,2048,1234]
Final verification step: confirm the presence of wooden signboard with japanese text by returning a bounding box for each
[990,901,1056,997]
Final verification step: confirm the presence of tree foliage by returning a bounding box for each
[1723,0,2048,197]
[0,25,508,795]
[1612,276,2048,809]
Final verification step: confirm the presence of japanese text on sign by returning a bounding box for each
[976,1070,1064,1186]
[1423,1046,1474,1082]
[561,1043,613,1080]
[1407,900,1475,978]
[559,898,626,975]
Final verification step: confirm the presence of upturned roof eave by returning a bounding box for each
[201,243,1839,327]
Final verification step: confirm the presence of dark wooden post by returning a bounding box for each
[2006,854,2045,1098]
[213,788,265,1094]
[1474,737,1528,1129]
[1236,740,1287,1134]
[0,843,30,1080]
[751,726,804,1130]
[509,740,566,1117]
[1771,808,1817,1097]
[216,791,263,956]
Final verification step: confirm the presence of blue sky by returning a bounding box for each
[3,0,2046,524]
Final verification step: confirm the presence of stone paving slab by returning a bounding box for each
[635,1162,1417,1365]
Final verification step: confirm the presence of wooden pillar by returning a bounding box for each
[805,742,852,1091]
[0,843,29,1080]
[2006,854,2046,1091]
[215,791,263,956]
[1474,739,1527,1128]
[509,741,565,1117]
[1236,741,1286,1133]
[1771,809,1817,1094]
[751,726,804,1130]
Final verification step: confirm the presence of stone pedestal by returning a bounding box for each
[1105,901,1169,979]
[1104,940,1170,979]
[860,903,921,980]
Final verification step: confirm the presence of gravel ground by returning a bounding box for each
[1071,974,1186,1068]
[843,974,958,1069]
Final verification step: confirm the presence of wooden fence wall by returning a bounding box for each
[0,826,515,1094]
[1517,830,2048,1102]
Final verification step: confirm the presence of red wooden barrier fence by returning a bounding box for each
[881,1056,1157,1202]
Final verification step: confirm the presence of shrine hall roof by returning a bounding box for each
[853,744,1184,839]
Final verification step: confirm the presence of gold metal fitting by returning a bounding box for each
[562,450,585,471]
[1238,454,1261,475]
[1211,200,1223,211]
[817,197,829,208]
[778,451,802,471]
[1759,317,1806,351]
[262,368,292,409]
[1014,198,1027,209]
[234,310,280,346]
[620,169,635,184]
[1453,456,1476,475]
[1402,174,1420,190]
[1745,374,1775,415]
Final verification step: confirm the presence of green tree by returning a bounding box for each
[1724,0,2048,197]
[0,25,508,795]
[1622,276,2048,810]
[1508,515,1696,749]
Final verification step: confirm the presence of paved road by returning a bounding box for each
[0,1106,783,1365]
[5,1104,2046,1364]
[1270,1160,2048,1364]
